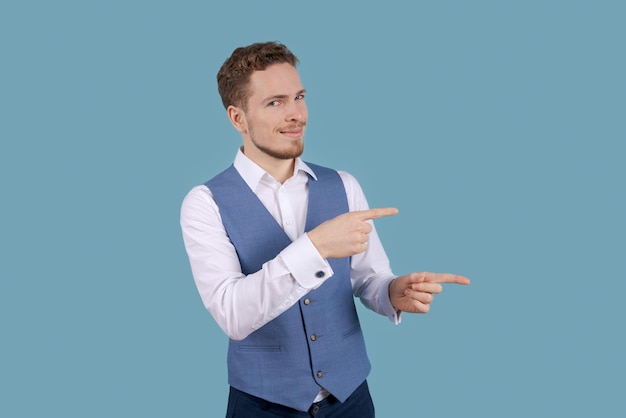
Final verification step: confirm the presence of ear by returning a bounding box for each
[227,105,247,134]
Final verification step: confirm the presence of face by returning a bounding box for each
[230,63,308,163]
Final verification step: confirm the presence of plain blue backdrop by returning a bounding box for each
[1,1,624,417]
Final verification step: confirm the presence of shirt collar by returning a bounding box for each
[233,148,317,191]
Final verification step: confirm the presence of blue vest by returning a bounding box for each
[206,163,370,412]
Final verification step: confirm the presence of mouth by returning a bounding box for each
[279,124,306,139]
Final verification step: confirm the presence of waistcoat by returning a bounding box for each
[205,163,370,412]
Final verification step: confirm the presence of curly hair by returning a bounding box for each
[217,41,299,110]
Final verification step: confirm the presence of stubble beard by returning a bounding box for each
[249,125,305,160]
[253,139,304,160]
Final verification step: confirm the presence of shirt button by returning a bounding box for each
[315,271,325,278]
[310,334,317,341]
[303,298,311,305]
[311,405,320,413]
[317,370,323,378]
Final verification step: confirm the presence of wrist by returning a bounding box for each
[388,277,398,309]
[306,231,327,259]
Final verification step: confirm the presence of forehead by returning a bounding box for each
[248,63,303,99]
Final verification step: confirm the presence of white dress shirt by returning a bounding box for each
[180,149,399,342]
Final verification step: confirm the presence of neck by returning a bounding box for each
[263,159,295,184]
[242,147,295,184]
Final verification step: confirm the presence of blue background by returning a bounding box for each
[1,1,624,417]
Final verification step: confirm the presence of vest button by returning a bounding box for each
[304,298,311,305]
[310,334,317,341]
[316,370,323,378]
[315,271,325,278]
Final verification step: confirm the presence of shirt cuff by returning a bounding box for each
[281,234,333,290]
[378,276,402,324]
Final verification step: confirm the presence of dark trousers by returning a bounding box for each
[225,380,375,418]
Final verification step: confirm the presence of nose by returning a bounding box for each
[286,100,307,122]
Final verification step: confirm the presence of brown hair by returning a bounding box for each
[217,41,299,110]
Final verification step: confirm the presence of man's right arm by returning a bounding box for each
[180,185,332,341]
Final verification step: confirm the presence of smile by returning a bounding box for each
[279,126,305,138]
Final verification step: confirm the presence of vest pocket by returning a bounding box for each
[342,323,362,338]
[237,344,281,352]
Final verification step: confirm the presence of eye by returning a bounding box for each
[295,94,305,100]
[268,100,280,107]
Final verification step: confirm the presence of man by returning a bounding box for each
[180,41,470,417]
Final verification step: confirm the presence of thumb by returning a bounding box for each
[405,272,428,285]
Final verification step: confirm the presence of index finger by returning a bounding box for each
[353,207,399,221]
[425,273,471,285]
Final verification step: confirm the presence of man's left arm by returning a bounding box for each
[338,171,401,321]
[339,171,470,319]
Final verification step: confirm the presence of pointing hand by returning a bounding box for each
[307,208,398,259]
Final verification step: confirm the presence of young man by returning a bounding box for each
[180,41,470,417]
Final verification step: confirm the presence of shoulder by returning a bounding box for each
[180,184,219,222]
[336,170,360,188]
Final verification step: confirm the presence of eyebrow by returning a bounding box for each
[262,89,307,103]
